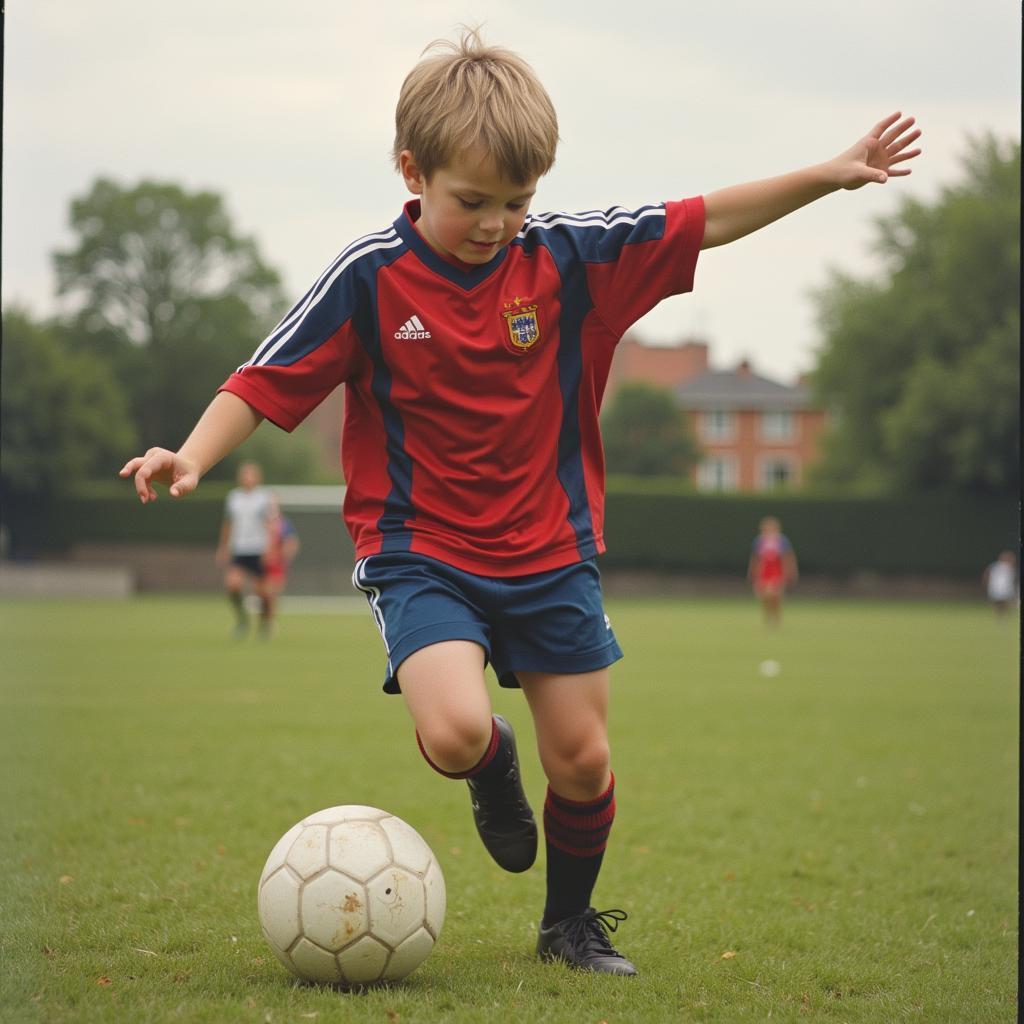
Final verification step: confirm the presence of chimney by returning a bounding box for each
[737,358,753,377]
[678,339,709,380]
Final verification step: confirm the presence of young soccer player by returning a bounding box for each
[217,460,274,638]
[748,516,799,627]
[120,29,920,975]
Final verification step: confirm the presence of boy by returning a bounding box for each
[217,460,273,638]
[120,29,919,975]
[748,516,799,627]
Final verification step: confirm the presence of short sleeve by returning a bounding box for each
[520,198,704,338]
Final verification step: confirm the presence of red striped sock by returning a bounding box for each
[543,773,616,925]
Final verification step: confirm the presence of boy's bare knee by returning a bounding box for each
[546,738,610,797]
[419,714,493,773]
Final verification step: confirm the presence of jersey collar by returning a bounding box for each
[394,200,509,290]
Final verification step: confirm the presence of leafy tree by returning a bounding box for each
[53,179,285,454]
[1,308,136,502]
[810,135,1019,493]
[601,382,701,477]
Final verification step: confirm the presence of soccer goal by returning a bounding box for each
[270,485,356,601]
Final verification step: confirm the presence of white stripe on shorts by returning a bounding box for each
[352,558,392,673]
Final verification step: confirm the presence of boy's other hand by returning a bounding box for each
[830,112,921,190]
[119,448,200,504]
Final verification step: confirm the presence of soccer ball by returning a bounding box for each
[257,805,445,987]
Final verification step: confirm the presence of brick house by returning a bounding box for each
[674,358,826,492]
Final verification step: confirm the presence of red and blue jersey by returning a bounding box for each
[221,197,704,576]
[752,534,792,582]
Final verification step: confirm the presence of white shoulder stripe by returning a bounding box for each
[260,228,399,343]
[245,233,403,369]
[527,203,664,226]
[517,206,665,239]
[247,228,399,367]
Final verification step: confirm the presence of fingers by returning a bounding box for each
[122,448,174,504]
[886,126,921,158]
[869,111,904,139]
[879,115,916,148]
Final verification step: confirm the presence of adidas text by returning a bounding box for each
[394,315,431,340]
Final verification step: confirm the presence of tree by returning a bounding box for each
[1,308,136,502]
[810,135,1019,493]
[53,179,286,453]
[601,382,701,477]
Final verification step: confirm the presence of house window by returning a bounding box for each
[701,409,736,441]
[759,457,797,490]
[760,410,795,441]
[697,456,739,492]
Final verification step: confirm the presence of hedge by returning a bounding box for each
[602,479,1018,577]
[2,479,1017,578]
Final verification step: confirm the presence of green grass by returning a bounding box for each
[0,595,1017,1023]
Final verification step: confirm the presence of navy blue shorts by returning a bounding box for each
[231,553,265,578]
[352,553,623,694]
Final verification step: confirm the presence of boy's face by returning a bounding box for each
[399,147,537,265]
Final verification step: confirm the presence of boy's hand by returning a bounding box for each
[119,448,200,504]
[828,112,921,190]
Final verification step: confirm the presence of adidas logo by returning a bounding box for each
[394,315,432,340]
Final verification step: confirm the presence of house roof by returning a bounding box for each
[674,367,816,411]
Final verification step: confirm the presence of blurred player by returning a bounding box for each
[748,516,798,627]
[982,551,1017,618]
[262,495,301,630]
[217,460,272,638]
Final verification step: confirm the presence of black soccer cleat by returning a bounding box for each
[537,907,639,976]
[466,715,537,873]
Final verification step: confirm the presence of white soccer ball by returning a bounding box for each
[758,659,781,678]
[257,805,445,987]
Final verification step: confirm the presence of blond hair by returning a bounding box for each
[392,27,558,185]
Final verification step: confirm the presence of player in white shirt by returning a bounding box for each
[983,551,1018,618]
[217,461,273,636]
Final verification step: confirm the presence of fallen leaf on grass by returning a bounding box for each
[58,875,73,885]
[217,845,228,856]
[96,976,112,986]
[721,951,737,960]
[386,1012,400,1022]
[41,947,55,957]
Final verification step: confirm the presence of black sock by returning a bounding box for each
[542,773,616,926]
[228,590,246,624]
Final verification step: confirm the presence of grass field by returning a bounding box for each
[1,595,1017,1023]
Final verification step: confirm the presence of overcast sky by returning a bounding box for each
[3,1,1020,380]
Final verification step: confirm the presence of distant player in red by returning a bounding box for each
[748,516,799,626]
[121,29,920,975]
[262,495,301,629]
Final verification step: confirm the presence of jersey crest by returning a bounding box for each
[502,297,541,354]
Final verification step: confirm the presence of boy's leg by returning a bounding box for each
[399,641,537,872]
[519,668,636,975]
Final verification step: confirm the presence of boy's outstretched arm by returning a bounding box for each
[701,113,921,250]
[119,391,263,504]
